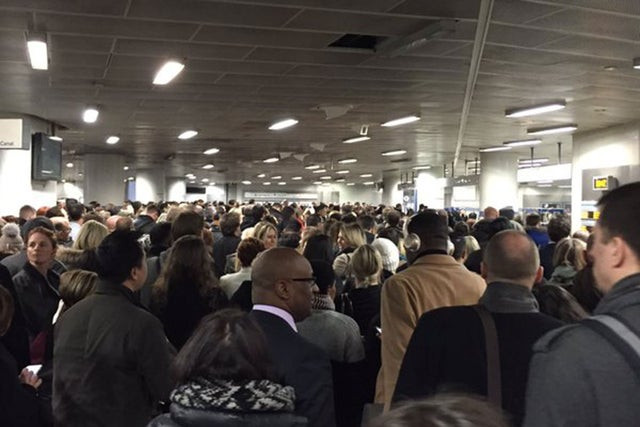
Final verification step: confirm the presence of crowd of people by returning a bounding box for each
[0,182,639,426]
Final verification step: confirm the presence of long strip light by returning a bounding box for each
[27,37,48,70]
[505,101,566,118]
[202,164,214,169]
[381,149,407,156]
[203,148,220,155]
[291,176,302,180]
[263,157,279,163]
[342,136,371,144]
[336,170,350,174]
[413,165,431,170]
[527,124,578,136]
[381,115,420,127]
[153,60,185,85]
[178,130,198,140]
[338,158,358,164]
[360,173,373,178]
[305,165,320,170]
[479,146,512,153]
[503,139,542,147]
[519,157,549,164]
[241,180,252,185]
[312,169,327,174]
[269,118,298,130]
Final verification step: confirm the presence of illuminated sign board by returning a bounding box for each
[592,176,610,191]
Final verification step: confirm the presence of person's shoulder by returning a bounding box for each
[417,305,476,328]
[532,322,586,354]
[324,310,361,330]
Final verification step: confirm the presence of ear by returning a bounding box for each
[610,236,627,268]
[273,280,291,300]
[480,262,488,279]
[534,265,544,284]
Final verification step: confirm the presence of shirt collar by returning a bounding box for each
[252,304,298,332]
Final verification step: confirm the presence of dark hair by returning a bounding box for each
[21,216,54,241]
[452,221,470,237]
[145,204,160,217]
[67,203,85,221]
[96,230,145,283]
[386,210,402,227]
[45,206,64,218]
[370,394,509,427]
[309,260,335,294]
[357,214,376,232]
[171,211,204,241]
[237,237,265,268]
[303,234,335,264]
[82,212,105,225]
[407,210,449,251]
[220,212,241,236]
[533,285,588,323]
[27,226,58,249]
[378,226,401,246]
[526,213,541,227]
[484,230,539,281]
[0,286,14,336]
[547,214,571,243]
[597,182,640,259]
[153,235,218,306]
[306,214,321,227]
[59,270,98,314]
[149,222,173,248]
[278,231,301,249]
[173,309,274,383]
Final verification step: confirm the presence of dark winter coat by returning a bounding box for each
[12,262,60,339]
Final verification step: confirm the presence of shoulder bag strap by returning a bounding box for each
[582,314,640,384]
[473,305,502,408]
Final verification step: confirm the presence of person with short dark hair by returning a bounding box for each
[134,204,160,235]
[303,234,335,265]
[18,205,36,227]
[213,212,241,278]
[220,237,265,299]
[394,230,562,425]
[53,230,171,426]
[525,213,549,248]
[358,215,376,244]
[148,222,172,257]
[524,182,640,427]
[539,213,571,280]
[149,309,305,427]
[66,203,85,242]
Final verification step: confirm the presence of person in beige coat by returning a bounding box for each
[376,210,486,408]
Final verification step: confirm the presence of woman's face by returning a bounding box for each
[264,228,277,249]
[27,232,56,267]
[337,232,348,250]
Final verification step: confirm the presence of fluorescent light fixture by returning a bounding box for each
[335,178,346,182]
[278,182,286,186]
[123,166,129,171]
[363,181,375,185]
[263,182,271,185]
[634,58,640,70]
[49,136,63,142]
[83,108,99,123]
[558,185,572,189]
[189,180,196,184]
[66,162,74,168]
[503,139,542,147]
[27,38,48,70]
[208,182,216,186]
[479,146,512,153]
[241,180,252,185]
[381,149,407,156]
[519,158,549,164]
[291,176,302,180]
[185,173,195,178]
[312,169,327,174]
[537,184,553,188]
[305,165,321,170]
[202,164,214,169]
[257,173,266,178]
[271,175,282,179]
[346,182,355,186]
[320,176,331,180]
[381,115,420,127]
[342,136,371,144]
[263,157,279,163]
[338,158,357,164]
[336,170,350,174]
[203,148,220,155]
[527,124,578,136]
[127,177,135,181]
[313,181,322,185]
[178,130,198,140]
[201,178,209,182]
[537,180,553,184]
[153,60,185,85]
[269,118,298,130]
[519,163,542,169]
[413,165,431,170]
[106,135,120,145]
[360,173,373,178]
[505,101,566,118]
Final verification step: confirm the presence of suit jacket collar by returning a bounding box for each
[410,253,457,267]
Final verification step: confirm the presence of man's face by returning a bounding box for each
[590,224,614,292]
[130,254,148,291]
[287,258,314,322]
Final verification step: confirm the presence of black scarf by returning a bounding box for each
[479,282,539,313]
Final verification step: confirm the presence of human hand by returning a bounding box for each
[19,368,42,389]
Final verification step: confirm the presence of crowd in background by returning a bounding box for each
[0,183,639,427]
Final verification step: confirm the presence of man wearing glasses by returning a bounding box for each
[250,247,335,427]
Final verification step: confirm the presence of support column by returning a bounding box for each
[479,151,519,211]
[166,178,186,202]
[83,154,126,204]
[136,169,166,202]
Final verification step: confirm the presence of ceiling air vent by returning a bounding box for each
[329,34,386,50]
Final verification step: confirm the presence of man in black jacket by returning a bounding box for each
[394,230,563,426]
[53,230,172,426]
[250,247,336,427]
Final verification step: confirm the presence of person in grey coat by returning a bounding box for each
[523,182,640,427]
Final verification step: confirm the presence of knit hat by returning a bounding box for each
[0,223,24,253]
[371,237,400,273]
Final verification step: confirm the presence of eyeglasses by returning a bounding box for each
[287,277,316,287]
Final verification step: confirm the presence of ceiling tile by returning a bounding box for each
[361,56,469,74]
[50,34,114,53]
[215,74,324,87]
[487,24,567,48]
[388,0,481,19]
[247,47,372,65]
[50,51,110,68]
[0,10,31,30]
[1,0,129,15]
[115,39,252,60]
[492,0,564,24]
[541,35,640,60]
[407,40,472,57]
[188,59,292,75]
[193,25,339,49]
[529,0,640,17]
[232,0,401,13]
[127,0,300,27]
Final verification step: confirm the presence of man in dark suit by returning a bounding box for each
[250,247,336,427]
[393,230,563,426]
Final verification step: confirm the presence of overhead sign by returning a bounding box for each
[244,192,317,201]
[0,119,24,149]
[592,176,613,191]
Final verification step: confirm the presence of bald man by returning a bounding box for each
[249,248,335,427]
[483,206,499,220]
[394,230,562,426]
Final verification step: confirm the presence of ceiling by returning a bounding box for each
[1,0,640,185]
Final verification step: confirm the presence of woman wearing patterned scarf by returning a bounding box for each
[149,309,307,426]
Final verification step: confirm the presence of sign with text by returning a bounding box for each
[0,119,24,149]
[244,192,317,201]
[592,176,611,191]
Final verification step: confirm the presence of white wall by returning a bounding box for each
[136,169,166,203]
[57,181,84,202]
[166,178,186,201]
[416,172,445,209]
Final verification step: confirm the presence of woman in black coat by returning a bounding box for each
[149,309,306,427]
[150,235,228,350]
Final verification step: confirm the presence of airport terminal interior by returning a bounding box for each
[2,1,640,426]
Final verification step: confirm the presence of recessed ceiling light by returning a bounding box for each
[634,58,640,70]
[313,181,322,185]
[312,169,327,174]
[363,181,375,185]
[83,108,99,123]
[263,157,279,163]
[49,136,63,142]
[153,60,185,85]
[78,173,83,177]
[201,178,209,182]
[178,130,198,140]
[66,162,73,168]
[189,180,196,184]
[278,182,286,186]
[257,173,266,178]
[338,158,357,164]
[263,182,271,185]
[381,115,420,127]
[320,176,331,180]
[346,182,355,186]
[305,165,320,170]
[203,148,220,155]
[381,149,407,156]
[537,180,553,184]
[241,180,252,185]
[208,182,216,186]
[128,177,135,181]
[503,139,542,147]
[202,164,214,169]
[505,101,566,118]
[27,36,48,70]
[269,118,298,130]
[413,165,431,170]
[291,176,302,180]
[106,135,120,145]
[335,178,346,182]
[123,166,129,171]
[360,173,373,178]
[479,146,512,153]
[527,124,578,136]
[271,175,282,179]
[335,170,350,174]
[342,136,371,144]
[604,65,617,71]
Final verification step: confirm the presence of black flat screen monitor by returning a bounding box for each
[32,132,62,181]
